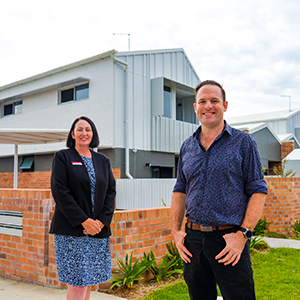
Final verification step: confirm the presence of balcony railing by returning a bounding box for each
[152,116,198,153]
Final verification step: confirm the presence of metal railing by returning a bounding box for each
[152,116,198,153]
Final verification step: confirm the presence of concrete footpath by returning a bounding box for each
[1,237,300,300]
[0,277,127,300]
[263,237,300,249]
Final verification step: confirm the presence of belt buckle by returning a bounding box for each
[200,225,213,232]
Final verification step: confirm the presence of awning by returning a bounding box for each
[0,128,69,144]
[0,128,69,188]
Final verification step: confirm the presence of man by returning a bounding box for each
[171,80,268,300]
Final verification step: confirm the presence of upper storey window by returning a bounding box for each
[3,101,23,116]
[60,83,89,103]
[163,86,172,118]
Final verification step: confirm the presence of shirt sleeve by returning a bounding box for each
[173,146,187,194]
[243,136,268,197]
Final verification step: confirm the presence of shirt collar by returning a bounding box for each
[193,120,232,139]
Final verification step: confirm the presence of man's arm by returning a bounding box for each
[215,192,266,266]
[171,192,193,263]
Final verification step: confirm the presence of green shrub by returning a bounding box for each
[143,251,183,284]
[109,251,152,289]
[110,243,184,290]
[253,217,272,236]
[250,236,269,251]
[265,231,288,239]
[291,220,300,237]
[166,241,183,270]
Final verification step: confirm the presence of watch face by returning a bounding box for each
[245,230,252,239]
[240,227,252,239]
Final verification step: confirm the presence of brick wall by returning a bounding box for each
[1,177,300,288]
[0,169,120,189]
[263,177,300,235]
[0,189,53,285]
[0,189,173,288]
[0,172,51,189]
[110,207,172,265]
[0,173,13,188]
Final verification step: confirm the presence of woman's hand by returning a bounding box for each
[82,218,101,236]
[95,219,105,230]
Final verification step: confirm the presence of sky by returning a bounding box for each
[1,0,300,117]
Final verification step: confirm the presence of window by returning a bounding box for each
[4,104,12,116]
[4,101,22,116]
[61,83,89,103]
[19,156,34,172]
[163,86,172,118]
[152,166,173,178]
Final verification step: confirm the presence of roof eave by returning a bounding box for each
[0,49,117,91]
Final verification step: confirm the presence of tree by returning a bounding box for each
[273,158,296,177]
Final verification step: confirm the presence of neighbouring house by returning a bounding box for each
[285,149,300,176]
[1,48,298,186]
[227,109,300,174]
[0,48,200,186]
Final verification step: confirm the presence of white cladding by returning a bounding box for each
[0,48,200,155]
[0,56,115,153]
[114,49,200,151]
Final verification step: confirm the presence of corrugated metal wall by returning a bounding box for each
[152,116,199,153]
[116,178,176,209]
[114,49,200,151]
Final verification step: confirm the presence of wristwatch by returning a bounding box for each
[239,227,252,241]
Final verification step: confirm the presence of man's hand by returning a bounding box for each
[82,218,101,235]
[215,231,247,266]
[173,229,193,263]
[171,192,192,263]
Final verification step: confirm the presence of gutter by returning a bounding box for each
[111,55,133,179]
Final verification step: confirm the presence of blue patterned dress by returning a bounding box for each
[54,156,111,287]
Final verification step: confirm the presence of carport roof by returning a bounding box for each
[0,129,69,145]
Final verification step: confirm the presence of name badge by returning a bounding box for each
[72,161,82,166]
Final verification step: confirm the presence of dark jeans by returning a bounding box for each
[183,224,255,300]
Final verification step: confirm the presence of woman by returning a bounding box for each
[50,116,116,300]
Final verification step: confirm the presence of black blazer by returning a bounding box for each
[49,147,116,238]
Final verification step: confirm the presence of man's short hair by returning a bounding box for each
[195,80,226,103]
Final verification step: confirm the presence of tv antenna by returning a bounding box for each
[113,33,130,51]
[281,94,292,112]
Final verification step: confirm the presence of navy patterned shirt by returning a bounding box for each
[173,121,268,227]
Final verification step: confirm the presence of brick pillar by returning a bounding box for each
[282,141,295,159]
[111,168,121,180]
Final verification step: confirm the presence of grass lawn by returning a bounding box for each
[141,248,300,300]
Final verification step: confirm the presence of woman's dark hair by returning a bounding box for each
[66,116,100,148]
